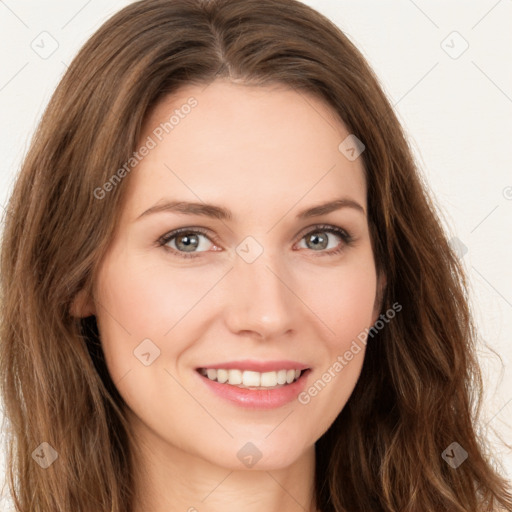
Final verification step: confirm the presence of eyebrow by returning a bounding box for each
[136,197,366,222]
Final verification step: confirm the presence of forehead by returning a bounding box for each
[122,79,366,222]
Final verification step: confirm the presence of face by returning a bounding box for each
[77,79,383,470]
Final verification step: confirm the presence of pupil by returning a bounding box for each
[309,232,327,250]
[177,234,199,252]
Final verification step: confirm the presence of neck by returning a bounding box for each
[128,414,318,512]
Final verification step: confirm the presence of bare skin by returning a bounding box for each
[73,79,384,512]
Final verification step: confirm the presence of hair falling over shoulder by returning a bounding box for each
[0,0,511,510]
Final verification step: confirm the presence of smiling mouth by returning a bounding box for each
[196,368,310,390]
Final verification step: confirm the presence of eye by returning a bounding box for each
[157,224,354,259]
[158,227,216,259]
[296,224,354,256]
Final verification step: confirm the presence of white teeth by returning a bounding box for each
[228,369,242,385]
[199,368,305,388]
[216,369,229,383]
[242,371,260,387]
[261,371,277,387]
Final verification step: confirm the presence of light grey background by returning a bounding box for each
[1,1,511,508]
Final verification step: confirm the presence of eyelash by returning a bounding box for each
[157,224,354,260]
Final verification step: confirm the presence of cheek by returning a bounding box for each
[93,247,234,384]
[95,242,378,365]
[92,242,379,464]
[92,249,182,379]
[301,255,378,350]
[293,256,377,424]
[98,243,205,326]
[327,273,377,344]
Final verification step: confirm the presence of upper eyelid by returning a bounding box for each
[159,223,351,248]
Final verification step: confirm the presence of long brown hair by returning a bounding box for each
[1,0,511,510]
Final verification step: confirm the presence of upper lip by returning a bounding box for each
[196,360,311,372]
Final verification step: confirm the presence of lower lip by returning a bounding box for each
[196,369,311,409]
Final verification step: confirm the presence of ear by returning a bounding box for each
[371,270,387,325]
[70,287,96,318]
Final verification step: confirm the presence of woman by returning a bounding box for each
[1,0,510,510]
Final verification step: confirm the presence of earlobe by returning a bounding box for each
[70,287,96,318]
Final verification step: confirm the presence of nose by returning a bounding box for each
[222,248,300,340]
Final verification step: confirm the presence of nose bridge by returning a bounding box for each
[224,241,298,336]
